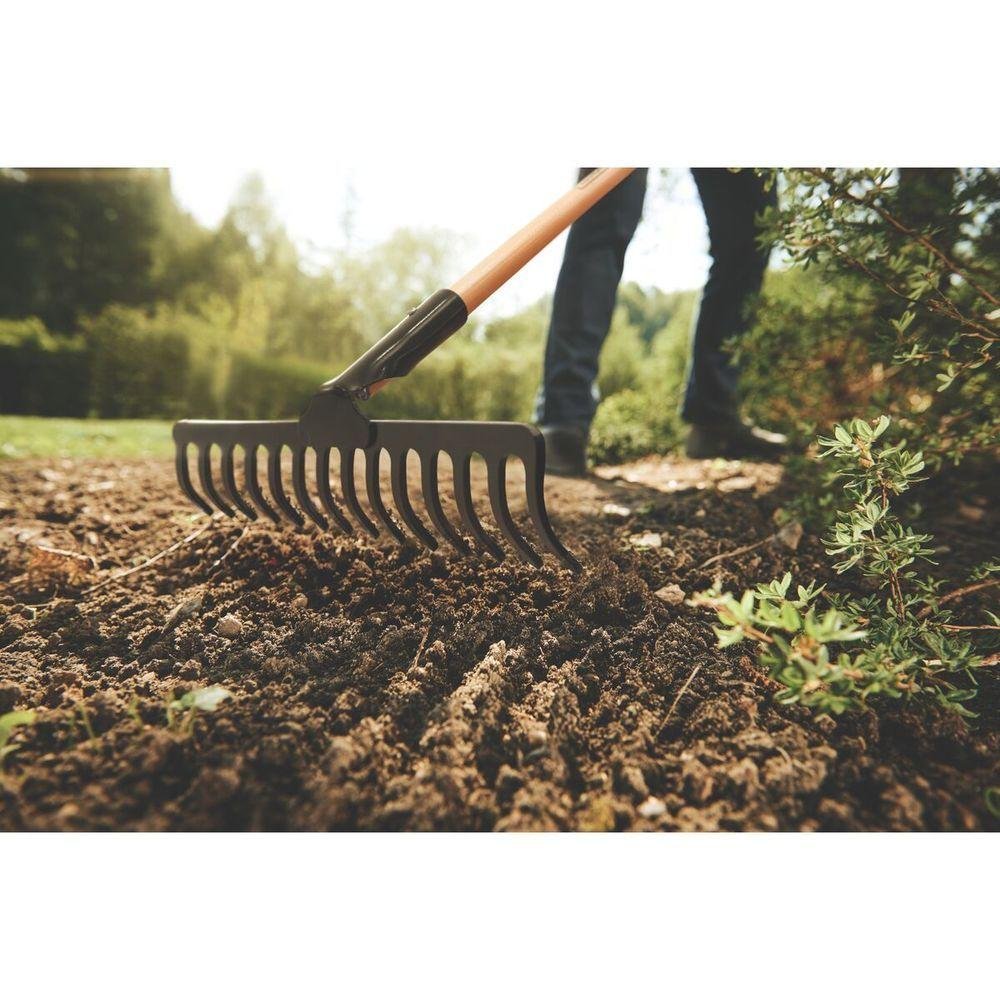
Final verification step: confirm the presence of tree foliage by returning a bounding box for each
[743,168,1000,467]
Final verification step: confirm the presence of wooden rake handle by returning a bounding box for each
[326,167,636,396]
[451,167,635,311]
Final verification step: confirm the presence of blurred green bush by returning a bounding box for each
[0,319,89,416]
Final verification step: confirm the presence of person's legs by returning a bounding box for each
[682,168,776,424]
[534,168,648,435]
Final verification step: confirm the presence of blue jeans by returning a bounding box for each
[533,168,776,429]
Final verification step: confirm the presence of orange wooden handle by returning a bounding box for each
[450,167,635,313]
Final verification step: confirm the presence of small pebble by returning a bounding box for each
[629,532,662,549]
[217,614,242,638]
[653,583,686,606]
[601,502,632,521]
[776,520,804,551]
[638,796,667,819]
[291,594,308,609]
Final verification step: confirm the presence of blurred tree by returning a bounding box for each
[0,168,183,330]
[334,227,464,344]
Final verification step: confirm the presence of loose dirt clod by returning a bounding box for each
[165,592,203,630]
[216,614,242,638]
[776,520,804,551]
[654,583,686,606]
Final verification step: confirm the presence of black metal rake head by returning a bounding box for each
[173,390,581,572]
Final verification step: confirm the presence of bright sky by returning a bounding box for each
[170,166,711,317]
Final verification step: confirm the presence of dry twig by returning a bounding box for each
[698,536,773,570]
[82,517,217,596]
[917,578,999,619]
[658,664,702,735]
[209,524,251,571]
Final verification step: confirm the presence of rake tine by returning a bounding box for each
[220,445,258,520]
[267,448,305,527]
[340,448,379,538]
[197,445,235,517]
[420,450,471,555]
[244,446,281,524]
[389,450,437,550]
[176,443,213,516]
[291,447,328,529]
[486,456,542,567]
[453,454,504,560]
[364,448,407,542]
[315,447,354,534]
[523,470,581,573]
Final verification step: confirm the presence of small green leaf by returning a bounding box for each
[170,686,234,713]
[985,788,1000,819]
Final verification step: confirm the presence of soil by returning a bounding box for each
[1,451,998,831]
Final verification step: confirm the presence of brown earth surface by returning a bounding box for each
[1,452,997,831]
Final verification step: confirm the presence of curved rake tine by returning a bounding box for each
[244,446,281,524]
[364,448,406,542]
[220,445,258,520]
[523,472,581,572]
[486,456,542,567]
[520,432,581,572]
[291,447,328,529]
[389,450,437,551]
[420,450,471,555]
[340,448,378,538]
[197,445,235,517]
[315,447,354,534]
[176,443,213,516]
[453,454,504,560]
[267,448,305,527]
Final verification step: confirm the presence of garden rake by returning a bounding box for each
[173,168,635,572]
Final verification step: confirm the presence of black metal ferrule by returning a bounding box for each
[323,288,468,396]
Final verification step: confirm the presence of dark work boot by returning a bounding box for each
[540,424,588,477]
[685,418,788,460]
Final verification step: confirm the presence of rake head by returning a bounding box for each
[173,390,581,572]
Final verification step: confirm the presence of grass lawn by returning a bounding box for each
[0,416,174,461]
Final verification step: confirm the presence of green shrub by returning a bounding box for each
[365,329,542,423]
[693,417,997,716]
[753,168,1000,469]
[596,306,646,401]
[84,305,194,418]
[221,351,329,419]
[736,267,883,441]
[589,389,668,464]
[587,292,695,464]
[0,318,89,416]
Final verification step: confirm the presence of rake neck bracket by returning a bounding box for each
[323,288,468,397]
[299,389,375,449]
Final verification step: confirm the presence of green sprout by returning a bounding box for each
[165,685,234,734]
[0,710,37,768]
